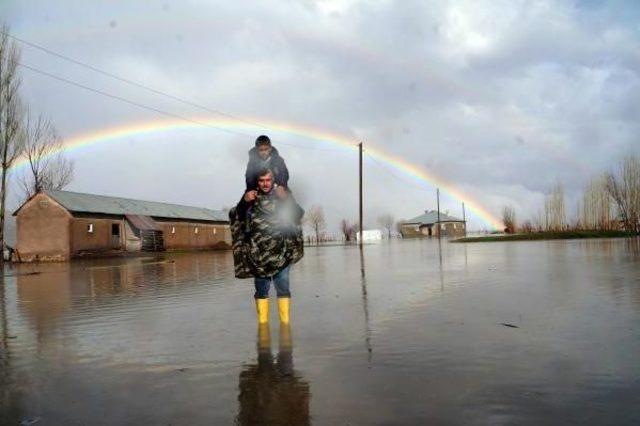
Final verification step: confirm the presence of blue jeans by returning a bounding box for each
[254,265,291,299]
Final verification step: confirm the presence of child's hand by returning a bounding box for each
[244,190,258,202]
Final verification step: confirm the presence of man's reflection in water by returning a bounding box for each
[236,324,310,425]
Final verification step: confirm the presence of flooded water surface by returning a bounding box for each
[1,239,639,425]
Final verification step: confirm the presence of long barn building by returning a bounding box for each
[13,190,231,262]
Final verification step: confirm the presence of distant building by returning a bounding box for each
[13,190,231,262]
[400,210,466,238]
[356,229,383,243]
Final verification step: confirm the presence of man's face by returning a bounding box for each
[257,172,273,193]
[257,143,272,160]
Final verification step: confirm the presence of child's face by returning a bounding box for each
[257,144,272,160]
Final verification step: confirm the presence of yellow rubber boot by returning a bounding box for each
[278,297,290,324]
[255,298,269,324]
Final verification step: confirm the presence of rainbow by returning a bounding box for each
[12,118,502,229]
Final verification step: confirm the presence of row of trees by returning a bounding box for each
[606,155,640,233]
[0,27,74,254]
[301,204,397,244]
[502,154,640,234]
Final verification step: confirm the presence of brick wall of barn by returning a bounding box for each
[70,217,125,255]
[158,221,230,250]
[16,193,72,262]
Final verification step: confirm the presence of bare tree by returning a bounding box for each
[18,113,74,199]
[304,205,325,244]
[581,174,613,230]
[352,219,361,241]
[606,154,640,233]
[570,198,582,231]
[544,182,566,231]
[531,210,545,232]
[0,26,25,254]
[377,213,395,238]
[340,218,356,242]
[520,220,533,233]
[502,205,516,233]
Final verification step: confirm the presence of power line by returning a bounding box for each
[18,62,251,138]
[5,31,272,131]
[18,62,349,152]
[5,31,352,152]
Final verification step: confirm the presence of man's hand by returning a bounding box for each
[244,190,257,202]
[275,186,288,199]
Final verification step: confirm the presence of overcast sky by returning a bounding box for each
[2,0,639,232]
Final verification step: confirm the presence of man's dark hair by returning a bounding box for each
[255,135,271,147]
[258,167,273,178]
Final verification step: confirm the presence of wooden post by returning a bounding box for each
[462,202,467,237]
[437,188,441,239]
[359,142,363,246]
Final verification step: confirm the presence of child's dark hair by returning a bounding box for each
[255,135,271,147]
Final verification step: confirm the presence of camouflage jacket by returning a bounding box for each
[230,191,304,279]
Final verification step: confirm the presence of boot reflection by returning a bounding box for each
[277,323,293,377]
[257,323,272,368]
[236,323,310,425]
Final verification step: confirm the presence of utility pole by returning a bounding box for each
[359,142,363,246]
[436,188,441,239]
[462,202,467,237]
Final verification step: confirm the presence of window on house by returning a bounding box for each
[171,226,176,234]
[453,223,457,229]
[87,223,94,233]
[195,227,199,234]
[213,228,217,235]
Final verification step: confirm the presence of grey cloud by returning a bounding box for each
[4,0,639,230]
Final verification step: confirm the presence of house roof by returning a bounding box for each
[125,214,160,231]
[16,190,228,223]
[405,210,464,224]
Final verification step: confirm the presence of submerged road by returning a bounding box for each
[1,238,639,425]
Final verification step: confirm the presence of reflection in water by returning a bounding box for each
[0,275,9,351]
[359,246,365,280]
[15,254,230,328]
[438,238,444,291]
[236,324,310,425]
[17,264,73,344]
[464,241,468,268]
[0,276,25,424]
[359,247,373,363]
[1,240,638,424]
[626,237,640,258]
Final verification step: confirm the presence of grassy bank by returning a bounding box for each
[453,230,636,243]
